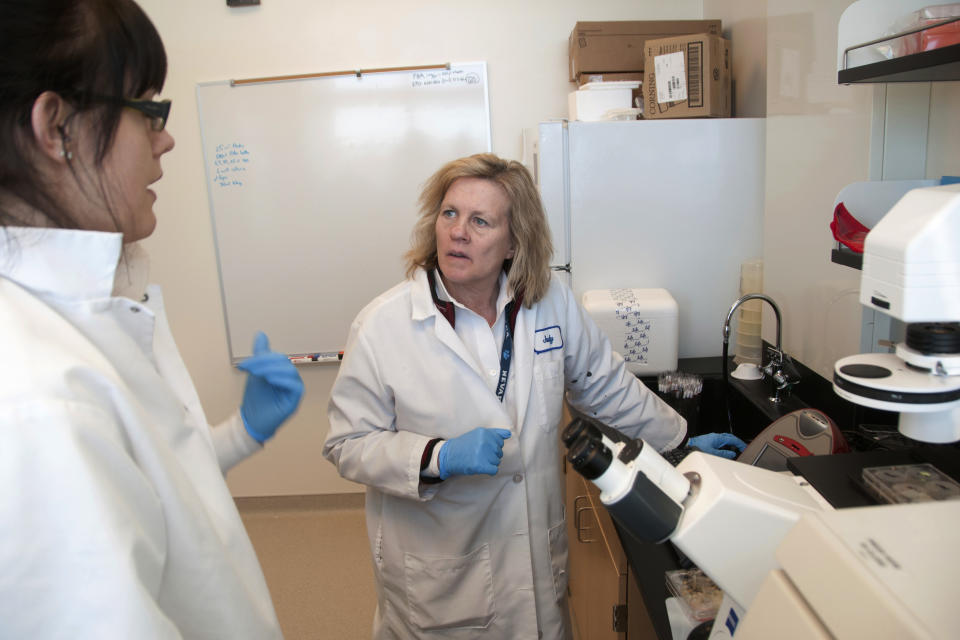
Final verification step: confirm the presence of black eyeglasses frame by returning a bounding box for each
[77,95,172,132]
[122,98,171,131]
[116,98,171,132]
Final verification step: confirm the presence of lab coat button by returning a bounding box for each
[129,306,141,313]
[513,473,523,483]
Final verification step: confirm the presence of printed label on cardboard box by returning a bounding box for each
[654,52,687,103]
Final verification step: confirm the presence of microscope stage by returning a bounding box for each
[833,352,960,412]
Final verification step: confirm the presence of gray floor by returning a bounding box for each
[238,494,376,640]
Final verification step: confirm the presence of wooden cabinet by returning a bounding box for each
[563,406,658,640]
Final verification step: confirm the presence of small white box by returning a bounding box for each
[568,82,639,121]
[582,288,679,375]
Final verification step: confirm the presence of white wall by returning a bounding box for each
[136,0,704,496]
[927,82,960,178]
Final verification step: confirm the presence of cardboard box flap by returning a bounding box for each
[571,20,722,39]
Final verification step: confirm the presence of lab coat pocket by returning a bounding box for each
[534,357,564,432]
[403,544,496,631]
[548,520,569,601]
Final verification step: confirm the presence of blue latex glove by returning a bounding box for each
[688,432,747,459]
[438,427,512,480]
[237,332,305,443]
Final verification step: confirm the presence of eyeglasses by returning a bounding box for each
[79,95,172,131]
[117,98,171,132]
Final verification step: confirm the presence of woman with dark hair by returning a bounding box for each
[0,1,302,636]
[324,153,744,639]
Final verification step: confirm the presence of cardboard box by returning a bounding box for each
[569,20,722,82]
[642,33,731,119]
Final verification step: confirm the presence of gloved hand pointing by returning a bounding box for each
[438,427,512,480]
[688,432,747,459]
[237,332,305,443]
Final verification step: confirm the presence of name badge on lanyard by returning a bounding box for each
[495,300,516,402]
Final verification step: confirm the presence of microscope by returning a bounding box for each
[564,417,825,616]
[833,183,960,443]
[563,184,960,637]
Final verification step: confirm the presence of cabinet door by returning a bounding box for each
[565,467,625,640]
[626,565,658,640]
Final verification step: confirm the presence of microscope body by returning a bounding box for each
[564,418,825,610]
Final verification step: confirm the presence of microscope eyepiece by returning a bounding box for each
[567,434,612,480]
[562,417,602,448]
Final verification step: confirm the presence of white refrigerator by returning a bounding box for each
[523,118,766,358]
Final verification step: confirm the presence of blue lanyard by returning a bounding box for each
[495,300,515,403]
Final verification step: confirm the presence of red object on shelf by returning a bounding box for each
[885,7,960,57]
[922,19,960,50]
[830,202,870,253]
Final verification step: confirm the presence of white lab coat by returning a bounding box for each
[0,228,282,639]
[324,268,686,639]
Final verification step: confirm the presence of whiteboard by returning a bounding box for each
[197,63,490,361]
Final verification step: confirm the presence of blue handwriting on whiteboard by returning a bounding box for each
[213,142,250,188]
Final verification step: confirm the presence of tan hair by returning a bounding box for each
[404,153,553,305]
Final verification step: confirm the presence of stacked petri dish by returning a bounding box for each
[734,258,764,366]
[732,258,764,380]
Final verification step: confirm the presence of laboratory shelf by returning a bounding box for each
[838,13,960,84]
[839,41,960,84]
[831,247,864,270]
[829,179,937,270]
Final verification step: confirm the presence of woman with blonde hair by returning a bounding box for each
[324,152,740,639]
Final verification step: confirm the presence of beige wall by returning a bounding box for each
[704,0,767,117]
[136,0,703,496]
[764,0,873,378]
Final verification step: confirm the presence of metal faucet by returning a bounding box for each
[722,293,799,403]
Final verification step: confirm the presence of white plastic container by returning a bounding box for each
[568,81,640,122]
[582,288,679,375]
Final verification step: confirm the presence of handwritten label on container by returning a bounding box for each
[611,289,653,365]
[214,142,250,188]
